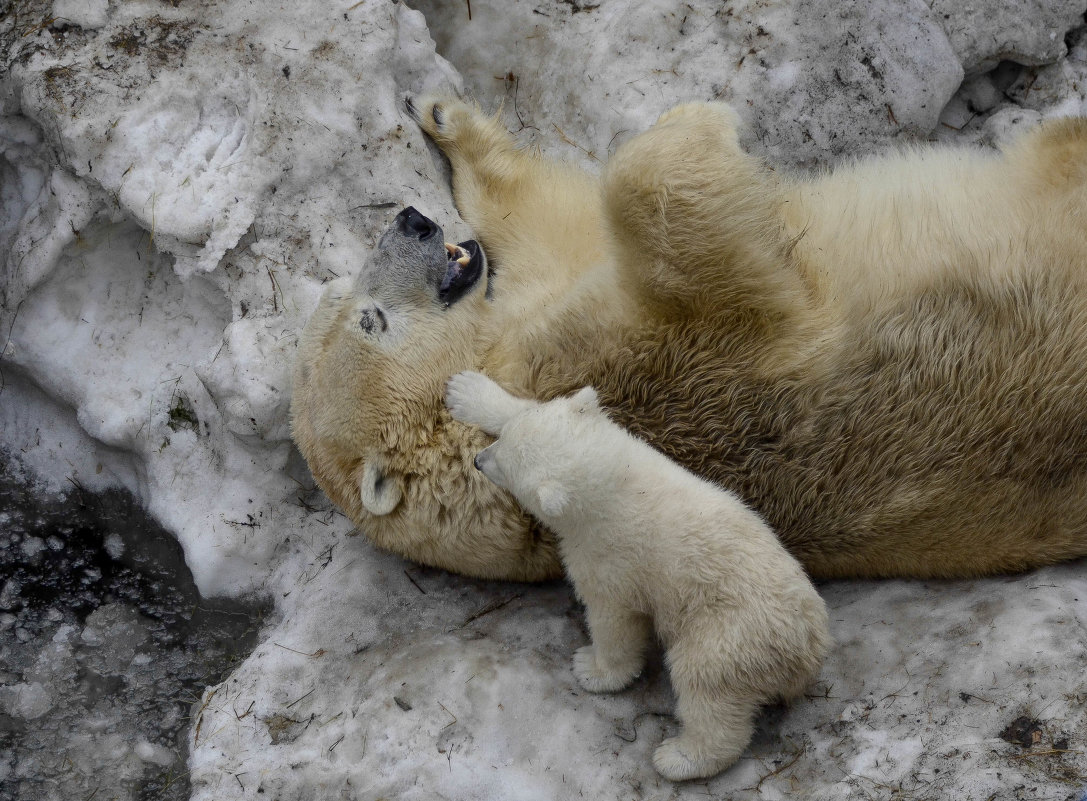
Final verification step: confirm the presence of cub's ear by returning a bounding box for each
[359,459,402,516]
[570,385,599,413]
[536,481,570,518]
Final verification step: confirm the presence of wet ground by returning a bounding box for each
[0,458,266,801]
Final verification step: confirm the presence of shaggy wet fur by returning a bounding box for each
[291,98,1087,581]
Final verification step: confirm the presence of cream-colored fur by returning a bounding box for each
[445,370,830,781]
[291,96,1087,581]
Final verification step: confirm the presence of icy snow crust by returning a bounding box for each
[2,0,1087,799]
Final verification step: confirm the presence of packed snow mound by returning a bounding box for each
[931,0,1087,74]
[2,0,460,597]
[410,0,1087,166]
[2,1,1087,800]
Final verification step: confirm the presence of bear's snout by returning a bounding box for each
[395,206,438,241]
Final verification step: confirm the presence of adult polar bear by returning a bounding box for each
[291,96,1087,582]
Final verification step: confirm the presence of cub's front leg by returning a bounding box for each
[445,371,534,435]
[573,598,652,693]
[603,102,802,318]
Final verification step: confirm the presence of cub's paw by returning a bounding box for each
[407,94,481,143]
[652,737,729,782]
[446,372,535,434]
[445,371,495,423]
[572,645,639,693]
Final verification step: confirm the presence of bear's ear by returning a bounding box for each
[570,385,599,413]
[536,481,569,517]
[359,459,402,516]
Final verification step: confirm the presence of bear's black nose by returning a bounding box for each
[473,453,483,471]
[395,206,437,241]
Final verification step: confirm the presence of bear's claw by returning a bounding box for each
[410,94,471,140]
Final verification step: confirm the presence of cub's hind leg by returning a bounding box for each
[652,680,758,782]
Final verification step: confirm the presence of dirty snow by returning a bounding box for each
[2,1,1087,799]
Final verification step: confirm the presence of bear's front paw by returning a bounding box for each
[572,645,639,693]
[653,737,730,782]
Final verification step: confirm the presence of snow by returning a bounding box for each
[930,0,1086,74]
[2,681,52,720]
[2,1,1087,800]
[51,0,109,32]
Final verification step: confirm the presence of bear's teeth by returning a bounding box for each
[445,242,471,265]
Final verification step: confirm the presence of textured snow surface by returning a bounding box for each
[2,1,1087,799]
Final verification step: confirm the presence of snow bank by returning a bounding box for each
[2,0,1087,799]
[2,0,459,598]
[412,0,1087,165]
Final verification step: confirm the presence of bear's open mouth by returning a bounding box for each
[440,240,483,306]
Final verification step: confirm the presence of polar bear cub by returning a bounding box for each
[445,371,831,781]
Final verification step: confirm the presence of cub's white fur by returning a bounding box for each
[446,371,831,781]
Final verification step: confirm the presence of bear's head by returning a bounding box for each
[474,386,601,521]
[291,208,559,579]
[292,206,490,512]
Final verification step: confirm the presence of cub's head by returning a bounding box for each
[474,386,601,521]
[291,207,491,523]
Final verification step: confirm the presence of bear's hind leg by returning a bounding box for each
[603,103,803,319]
[652,682,758,782]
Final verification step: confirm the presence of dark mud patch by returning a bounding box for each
[0,458,268,801]
[1001,715,1045,749]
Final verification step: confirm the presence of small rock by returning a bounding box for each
[999,715,1043,748]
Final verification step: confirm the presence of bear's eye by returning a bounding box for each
[359,307,388,334]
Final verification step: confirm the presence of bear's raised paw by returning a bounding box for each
[408,94,484,144]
